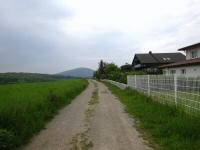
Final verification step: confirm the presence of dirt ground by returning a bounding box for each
[22,80,152,150]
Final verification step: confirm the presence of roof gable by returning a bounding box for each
[134,54,157,64]
[178,43,200,51]
[153,53,186,63]
[133,52,185,64]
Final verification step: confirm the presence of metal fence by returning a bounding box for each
[127,75,200,115]
[103,79,128,89]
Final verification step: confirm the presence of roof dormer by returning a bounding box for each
[178,43,200,60]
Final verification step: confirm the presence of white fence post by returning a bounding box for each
[174,75,177,107]
[148,75,150,96]
[135,75,137,88]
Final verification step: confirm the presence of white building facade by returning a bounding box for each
[161,43,200,77]
[163,66,200,77]
[185,46,200,60]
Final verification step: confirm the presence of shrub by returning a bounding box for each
[0,129,14,150]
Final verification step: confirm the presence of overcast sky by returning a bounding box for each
[0,0,200,73]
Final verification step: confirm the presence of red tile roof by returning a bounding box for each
[159,58,200,68]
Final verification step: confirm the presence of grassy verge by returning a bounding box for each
[88,89,99,106]
[104,82,200,150]
[0,79,88,150]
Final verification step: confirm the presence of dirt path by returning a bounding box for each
[22,80,152,150]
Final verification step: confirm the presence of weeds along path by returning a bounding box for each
[22,80,151,150]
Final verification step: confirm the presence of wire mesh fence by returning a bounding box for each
[127,75,200,115]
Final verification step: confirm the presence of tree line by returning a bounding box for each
[0,73,69,84]
[94,60,145,83]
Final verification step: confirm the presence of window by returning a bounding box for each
[191,51,198,59]
[181,69,186,74]
[170,70,176,74]
[163,57,171,61]
[163,58,167,61]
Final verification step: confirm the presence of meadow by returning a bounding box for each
[0,79,88,150]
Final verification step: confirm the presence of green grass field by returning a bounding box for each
[0,79,88,150]
[104,82,200,150]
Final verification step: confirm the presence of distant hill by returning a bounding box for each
[0,72,69,84]
[58,68,94,78]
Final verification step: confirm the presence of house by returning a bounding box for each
[132,51,185,73]
[160,43,200,77]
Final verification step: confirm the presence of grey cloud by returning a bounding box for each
[0,0,200,73]
[0,0,74,73]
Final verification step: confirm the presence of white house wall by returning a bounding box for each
[163,65,200,77]
[185,47,200,60]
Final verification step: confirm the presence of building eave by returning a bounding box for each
[178,42,200,51]
[160,58,200,69]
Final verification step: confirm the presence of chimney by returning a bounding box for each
[149,51,160,63]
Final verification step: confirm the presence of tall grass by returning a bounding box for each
[0,79,88,150]
[104,82,200,150]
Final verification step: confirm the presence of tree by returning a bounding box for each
[94,60,106,79]
[94,60,145,83]
[99,60,105,75]
[104,63,119,74]
[120,63,133,72]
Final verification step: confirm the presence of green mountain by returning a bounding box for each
[58,67,94,78]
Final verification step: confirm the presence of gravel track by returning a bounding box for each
[22,80,152,150]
